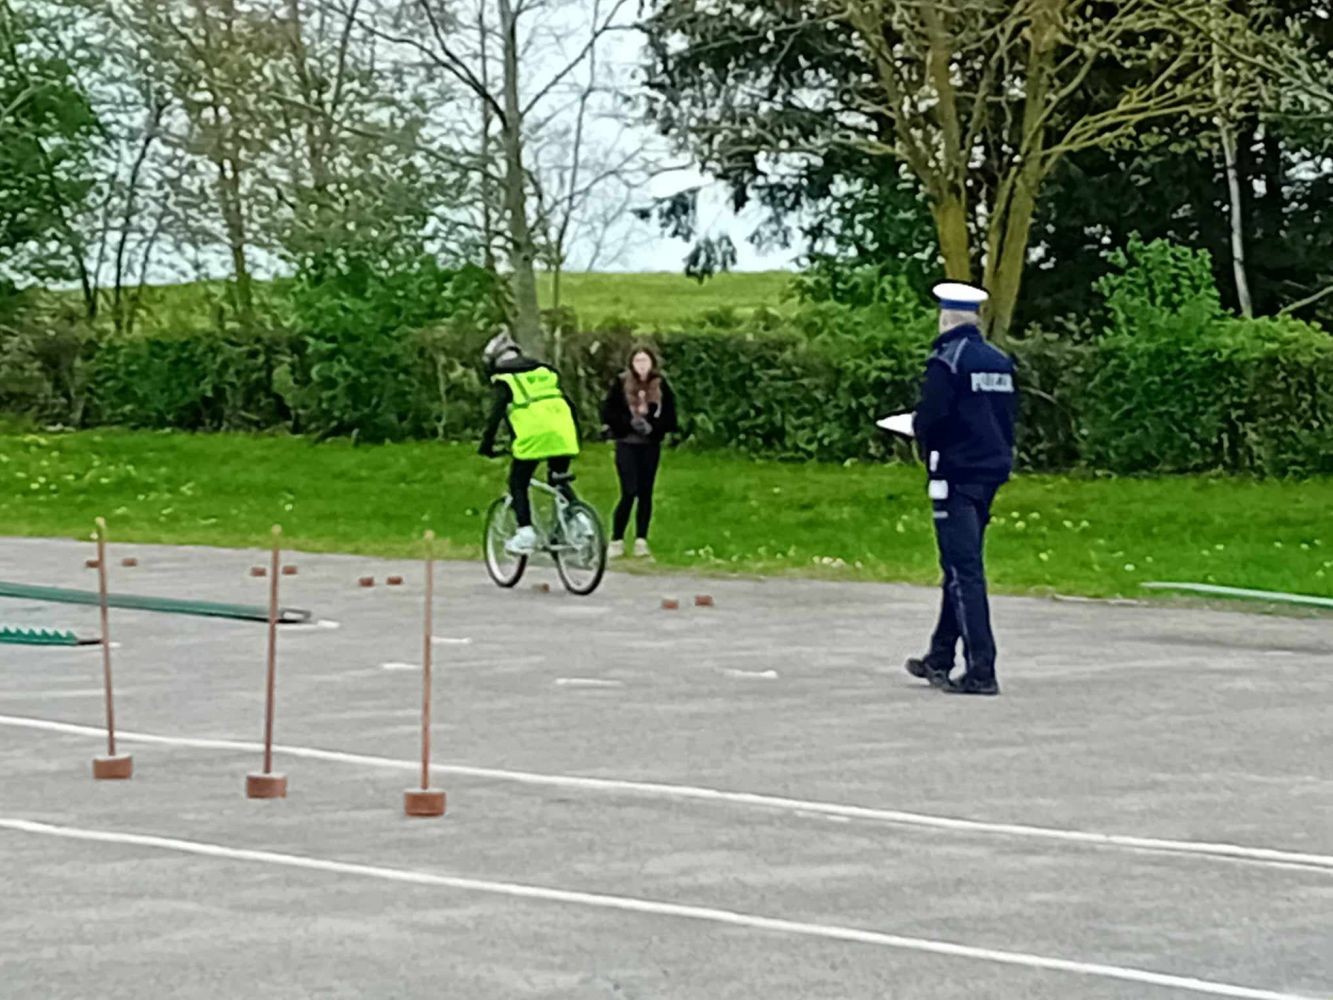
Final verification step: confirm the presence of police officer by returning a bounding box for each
[905,283,1017,696]
[478,332,581,555]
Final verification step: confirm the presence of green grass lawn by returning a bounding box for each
[49,272,795,336]
[539,271,795,330]
[0,428,1329,602]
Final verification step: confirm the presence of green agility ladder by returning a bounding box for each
[0,581,312,624]
[0,626,94,647]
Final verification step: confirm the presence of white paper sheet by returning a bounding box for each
[875,412,916,438]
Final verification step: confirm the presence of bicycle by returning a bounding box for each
[483,473,608,596]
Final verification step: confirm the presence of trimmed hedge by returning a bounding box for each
[1081,315,1333,476]
[5,307,1331,477]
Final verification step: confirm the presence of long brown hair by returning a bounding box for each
[622,346,663,411]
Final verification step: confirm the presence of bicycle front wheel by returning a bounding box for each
[554,501,607,596]
[484,498,527,588]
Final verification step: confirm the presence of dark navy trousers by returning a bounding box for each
[927,483,1000,682]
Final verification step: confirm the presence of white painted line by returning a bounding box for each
[797,811,851,824]
[379,662,418,672]
[721,668,779,680]
[324,709,421,721]
[284,620,343,633]
[2,714,1330,875]
[1143,582,1333,610]
[431,636,472,645]
[0,817,1318,1000]
[555,678,624,689]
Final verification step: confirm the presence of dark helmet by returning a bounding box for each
[482,331,521,371]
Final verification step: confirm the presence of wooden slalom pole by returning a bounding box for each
[246,526,288,799]
[92,518,132,780]
[405,531,446,818]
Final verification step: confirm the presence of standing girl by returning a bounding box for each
[601,347,678,558]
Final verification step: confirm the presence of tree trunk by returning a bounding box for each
[284,0,333,196]
[930,191,972,280]
[112,101,163,334]
[985,165,1042,342]
[217,152,255,329]
[478,5,497,271]
[127,195,168,337]
[72,246,96,322]
[1220,121,1254,318]
[498,0,542,354]
[984,1,1057,341]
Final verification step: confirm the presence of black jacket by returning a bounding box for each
[600,374,678,443]
[913,324,1017,485]
[479,356,579,457]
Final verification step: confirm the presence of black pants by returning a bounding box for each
[926,483,1000,682]
[509,456,574,528]
[612,442,662,542]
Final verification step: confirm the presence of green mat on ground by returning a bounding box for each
[0,626,92,647]
[0,581,311,624]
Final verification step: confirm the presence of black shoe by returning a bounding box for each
[906,657,951,687]
[941,673,1000,696]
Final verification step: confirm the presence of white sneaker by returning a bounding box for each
[634,538,652,559]
[505,526,538,555]
[607,540,625,559]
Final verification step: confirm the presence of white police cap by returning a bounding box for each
[932,281,990,312]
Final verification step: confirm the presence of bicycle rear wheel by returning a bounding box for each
[484,498,527,588]
[553,501,607,596]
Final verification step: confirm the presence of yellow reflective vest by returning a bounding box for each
[492,367,580,460]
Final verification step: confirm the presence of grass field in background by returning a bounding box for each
[1,428,1329,602]
[46,271,795,335]
[537,271,794,329]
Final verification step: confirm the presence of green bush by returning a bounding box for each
[18,314,1333,476]
[89,330,292,432]
[285,254,506,443]
[0,291,96,426]
[560,298,936,461]
[1082,314,1333,475]
[1096,234,1224,333]
[1007,328,1091,471]
[5,241,1330,477]
[1078,237,1333,476]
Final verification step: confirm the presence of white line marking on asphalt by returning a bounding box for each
[554,678,624,688]
[431,636,472,645]
[2,714,1330,875]
[796,811,851,824]
[0,818,1320,1000]
[379,662,417,672]
[720,668,779,679]
[281,620,343,633]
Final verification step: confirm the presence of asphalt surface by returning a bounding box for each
[1,537,1330,1000]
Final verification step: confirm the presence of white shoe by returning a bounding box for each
[505,526,538,555]
[608,540,625,559]
[634,538,652,559]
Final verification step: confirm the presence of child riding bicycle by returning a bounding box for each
[478,332,581,555]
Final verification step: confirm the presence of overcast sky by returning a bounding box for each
[521,2,804,274]
[69,0,805,283]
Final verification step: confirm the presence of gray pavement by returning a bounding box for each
[0,536,1330,1000]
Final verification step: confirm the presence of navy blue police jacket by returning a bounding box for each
[913,324,1017,486]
